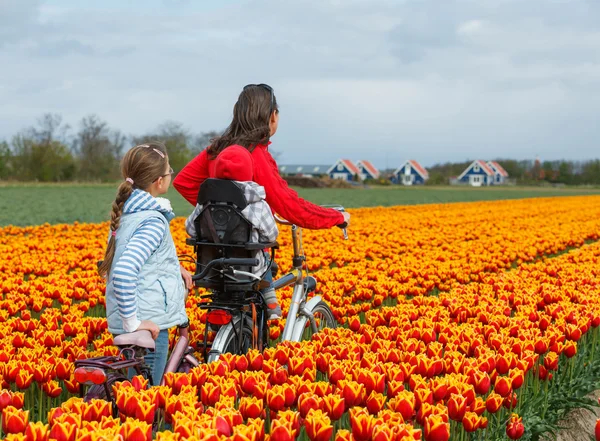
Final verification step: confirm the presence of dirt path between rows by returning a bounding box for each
[544,390,600,441]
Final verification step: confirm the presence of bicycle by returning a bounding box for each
[196,205,348,363]
[73,323,199,412]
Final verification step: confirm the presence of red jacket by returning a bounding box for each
[173,144,344,230]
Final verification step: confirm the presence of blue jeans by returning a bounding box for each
[144,329,170,386]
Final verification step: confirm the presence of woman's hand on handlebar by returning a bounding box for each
[341,211,351,227]
[137,320,160,340]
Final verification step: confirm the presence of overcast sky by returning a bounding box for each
[1,0,598,168]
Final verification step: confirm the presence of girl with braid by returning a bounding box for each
[98,142,191,385]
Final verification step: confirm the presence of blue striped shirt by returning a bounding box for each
[111,190,172,332]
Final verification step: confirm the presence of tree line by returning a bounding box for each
[0,113,598,185]
[0,113,218,182]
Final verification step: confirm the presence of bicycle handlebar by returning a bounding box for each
[191,257,259,281]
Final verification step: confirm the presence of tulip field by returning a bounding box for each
[3,196,600,440]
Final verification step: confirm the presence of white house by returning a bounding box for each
[392,160,429,186]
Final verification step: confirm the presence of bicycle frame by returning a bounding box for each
[272,223,319,342]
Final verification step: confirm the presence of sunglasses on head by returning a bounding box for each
[243,83,274,115]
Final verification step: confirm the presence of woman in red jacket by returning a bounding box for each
[173,84,351,229]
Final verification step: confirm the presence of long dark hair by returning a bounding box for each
[207,85,279,159]
[98,141,168,277]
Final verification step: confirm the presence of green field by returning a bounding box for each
[1,182,600,227]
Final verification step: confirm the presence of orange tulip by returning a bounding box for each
[322,394,345,421]
[297,392,321,419]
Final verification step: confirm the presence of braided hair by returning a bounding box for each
[98,142,168,277]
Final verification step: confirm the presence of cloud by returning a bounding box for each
[0,0,598,168]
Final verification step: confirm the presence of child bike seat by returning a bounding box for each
[113,330,156,350]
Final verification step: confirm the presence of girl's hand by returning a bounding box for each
[137,320,160,340]
[180,265,193,290]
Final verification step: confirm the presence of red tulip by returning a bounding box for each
[201,382,221,407]
[349,407,374,441]
[119,419,152,441]
[506,413,525,440]
[266,385,287,412]
[2,406,29,434]
[544,352,559,371]
[239,396,264,420]
[339,380,365,408]
[494,376,512,397]
[365,391,386,415]
[563,341,577,358]
[42,380,62,398]
[298,392,321,419]
[322,394,345,421]
[270,419,296,441]
[447,394,467,422]
[304,409,333,441]
[388,390,416,421]
[334,429,354,441]
[15,371,33,390]
[49,422,77,441]
[424,414,450,441]
[462,411,481,433]
[25,421,50,441]
[595,419,600,441]
[485,392,503,414]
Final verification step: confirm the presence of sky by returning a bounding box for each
[0,0,599,169]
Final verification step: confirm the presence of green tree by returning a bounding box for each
[10,113,75,181]
[74,115,126,181]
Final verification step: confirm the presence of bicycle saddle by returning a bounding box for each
[113,330,156,350]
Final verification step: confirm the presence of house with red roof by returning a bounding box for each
[327,159,360,181]
[356,160,380,180]
[457,160,496,186]
[392,160,429,186]
[487,161,509,184]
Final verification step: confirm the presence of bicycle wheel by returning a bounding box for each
[207,316,254,363]
[292,301,337,342]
